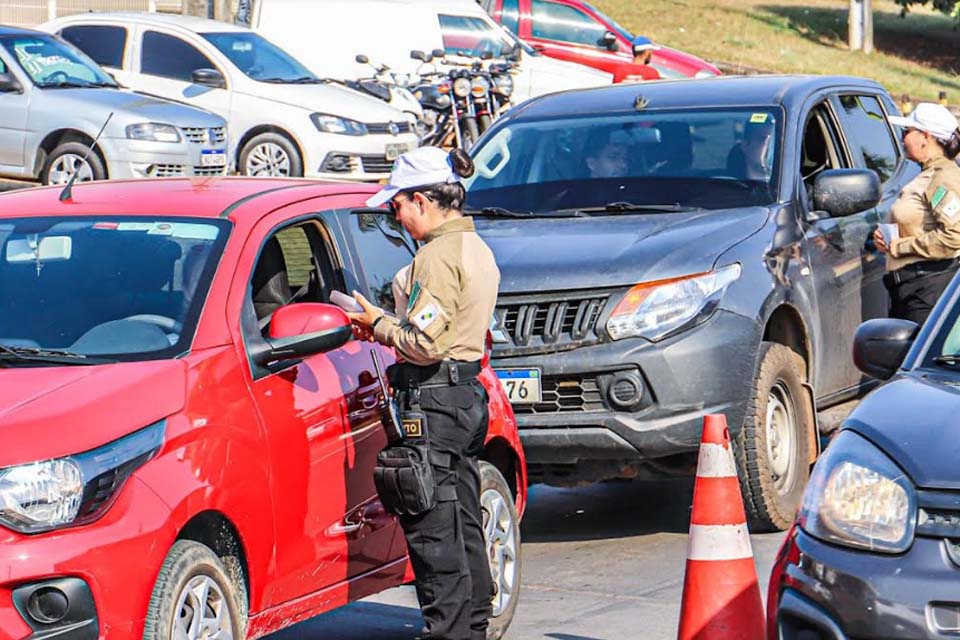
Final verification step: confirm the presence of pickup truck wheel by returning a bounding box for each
[239,132,302,177]
[143,540,247,640]
[736,342,812,532]
[42,142,106,185]
[480,461,520,640]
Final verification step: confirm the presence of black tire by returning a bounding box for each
[239,132,303,177]
[480,461,521,640]
[41,141,107,185]
[736,342,814,532]
[460,117,480,150]
[143,540,247,640]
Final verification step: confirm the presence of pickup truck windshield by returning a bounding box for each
[466,108,782,213]
[0,217,229,363]
[0,35,117,88]
[202,32,318,83]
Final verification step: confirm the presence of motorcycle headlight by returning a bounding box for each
[126,122,181,143]
[471,76,491,97]
[606,264,741,341]
[453,77,472,97]
[799,430,916,553]
[0,421,165,534]
[310,113,369,136]
[493,74,514,97]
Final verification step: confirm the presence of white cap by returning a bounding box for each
[888,102,959,142]
[366,146,459,208]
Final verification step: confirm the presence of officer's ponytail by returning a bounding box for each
[942,129,960,160]
[449,148,476,179]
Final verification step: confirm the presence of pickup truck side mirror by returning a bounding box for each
[191,68,226,89]
[0,72,23,94]
[251,303,353,366]
[812,169,880,218]
[598,30,618,51]
[852,318,918,380]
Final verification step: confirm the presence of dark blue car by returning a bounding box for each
[770,271,960,639]
[465,75,921,530]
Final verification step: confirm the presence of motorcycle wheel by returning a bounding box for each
[460,117,480,150]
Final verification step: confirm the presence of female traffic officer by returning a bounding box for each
[348,146,499,640]
[874,102,960,324]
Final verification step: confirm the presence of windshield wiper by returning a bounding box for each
[933,354,960,367]
[39,81,117,89]
[572,202,704,214]
[0,343,112,366]
[466,207,586,218]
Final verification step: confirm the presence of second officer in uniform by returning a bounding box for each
[348,145,499,640]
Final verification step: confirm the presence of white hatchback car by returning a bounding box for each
[41,13,419,181]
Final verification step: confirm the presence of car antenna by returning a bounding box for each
[59,111,113,203]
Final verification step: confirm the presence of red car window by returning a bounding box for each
[530,0,606,47]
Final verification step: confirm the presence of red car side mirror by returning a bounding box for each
[253,303,352,366]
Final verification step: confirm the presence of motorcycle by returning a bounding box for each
[340,54,424,123]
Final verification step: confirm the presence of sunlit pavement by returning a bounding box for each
[268,479,786,640]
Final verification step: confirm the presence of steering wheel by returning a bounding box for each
[122,314,183,334]
[41,70,69,85]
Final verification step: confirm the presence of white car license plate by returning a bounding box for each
[495,368,542,404]
[385,142,414,161]
[200,150,226,167]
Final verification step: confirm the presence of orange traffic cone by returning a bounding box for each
[677,414,765,640]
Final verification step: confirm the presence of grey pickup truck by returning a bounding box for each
[465,75,917,530]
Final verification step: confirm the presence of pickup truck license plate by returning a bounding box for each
[200,149,226,167]
[495,368,542,404]
[385,142,414,161]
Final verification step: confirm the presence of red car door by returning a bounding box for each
[232,204,399,607]
[518,0,629,75]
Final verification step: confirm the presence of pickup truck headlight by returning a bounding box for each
[126,123,182,143]
[310,113,368,136]
[606,264,741,341]
[0,421,165,534]
[799,430,916,554]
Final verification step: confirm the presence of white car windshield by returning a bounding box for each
[0,35,117,88]
[0,217,229,363]
[202,32,320,83]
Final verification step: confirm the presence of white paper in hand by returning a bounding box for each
[330,290,364,313]
[879,223,900,246]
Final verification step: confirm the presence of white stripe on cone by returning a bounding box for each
[686,524,755,561]
[695,442,738,478]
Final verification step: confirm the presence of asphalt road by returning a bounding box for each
[268,478,786,640]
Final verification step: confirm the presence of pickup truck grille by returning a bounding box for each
[491,290,613,356]
[511,374,603,414]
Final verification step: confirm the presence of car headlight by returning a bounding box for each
[453,77,472,97]
[310,113,368,136]
[0,421,165,534]
[126,123,181,143]
[493,74,514,97]
[799,430,916,553]
[606,264,741,341]
[471,76,491,97]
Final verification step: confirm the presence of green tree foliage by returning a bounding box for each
[894,0,960,19]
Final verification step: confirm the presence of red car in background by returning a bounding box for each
[0,178,526,640]
[480,0,721,79]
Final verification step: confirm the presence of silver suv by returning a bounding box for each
[0,26,229,185]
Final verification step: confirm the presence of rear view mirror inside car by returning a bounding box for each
[5,236,72,264]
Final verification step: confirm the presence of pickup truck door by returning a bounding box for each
[0,52,28,173]
[797,98,876,399]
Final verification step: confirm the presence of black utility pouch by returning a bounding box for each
[373,444,437,516]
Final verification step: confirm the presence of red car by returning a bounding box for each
[480,0,721,79]
[0,178,527,640]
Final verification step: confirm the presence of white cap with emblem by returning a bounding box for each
[888,102,960,142]
[366,146,459,208]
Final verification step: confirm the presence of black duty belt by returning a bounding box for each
[888,258,960,285]
[389,360,482,389]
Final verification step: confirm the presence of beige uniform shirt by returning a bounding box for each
[887,155,960,271]
[373,217,500,366]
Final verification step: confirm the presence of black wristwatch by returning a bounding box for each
[371,315,385,330]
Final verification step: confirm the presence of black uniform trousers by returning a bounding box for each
[884,259,959,324]
[399,380,494,640]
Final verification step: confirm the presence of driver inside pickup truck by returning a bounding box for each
[584,128,631,179]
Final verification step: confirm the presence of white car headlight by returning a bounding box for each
[310,113,368,136]
[126,123,182,143]
[0,421,165,534]
[606,264,741,341]
[799,430,916,553]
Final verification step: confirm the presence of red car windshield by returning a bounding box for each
[0,216,230,362]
